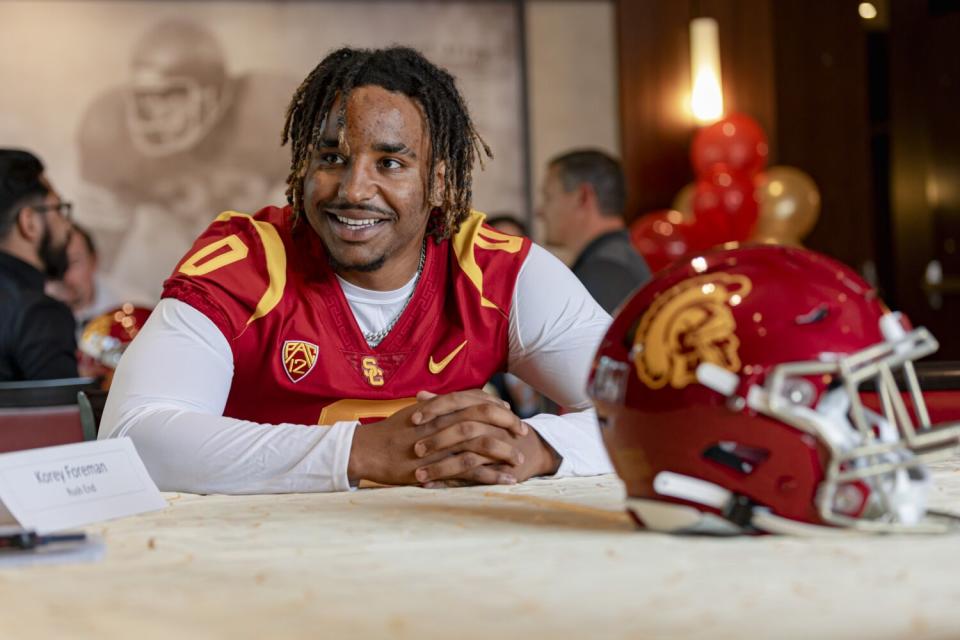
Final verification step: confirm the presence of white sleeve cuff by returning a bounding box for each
[326,420,361,493]
[525,410,614,478]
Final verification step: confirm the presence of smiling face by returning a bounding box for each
[302,85,437,289]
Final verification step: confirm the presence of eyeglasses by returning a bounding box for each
[31,201,73,220]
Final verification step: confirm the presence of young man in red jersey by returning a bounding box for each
[100,47,613,493]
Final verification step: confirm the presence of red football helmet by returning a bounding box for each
[588,245,960,535]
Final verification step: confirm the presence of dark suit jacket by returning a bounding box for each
[572,229,651,314]
[0,251,78,381]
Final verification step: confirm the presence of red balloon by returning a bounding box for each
[692,166,760,244]
[682,210,720,253]
[691,113,769,178]
[629,210,699,272]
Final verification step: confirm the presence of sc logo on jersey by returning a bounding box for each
[362,357,385,386]
[282,340,319,383]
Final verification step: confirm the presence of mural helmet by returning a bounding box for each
[126,20,233,156]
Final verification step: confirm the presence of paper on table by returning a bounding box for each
[0,438,166,534]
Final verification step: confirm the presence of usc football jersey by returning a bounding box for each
[162,205,531,426]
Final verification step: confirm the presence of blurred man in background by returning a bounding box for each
[538,149,651,313]
[0,149,78,381]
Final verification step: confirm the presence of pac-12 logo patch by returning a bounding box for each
[282,340,319,383]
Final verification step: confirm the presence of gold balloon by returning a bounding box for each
[671,182,696,219]
[752,166,821,244]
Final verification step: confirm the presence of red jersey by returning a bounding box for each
[162,206,531,425]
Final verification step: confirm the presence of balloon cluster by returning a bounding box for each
[630,113,821,272]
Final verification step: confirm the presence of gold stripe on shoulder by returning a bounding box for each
[214,211,287,326]
[452,210,500,311]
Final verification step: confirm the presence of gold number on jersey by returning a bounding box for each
[179,235,249,276]
[318,397,416,424]
[476,226,523,253]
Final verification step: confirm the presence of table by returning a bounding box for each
[4,460,960,640]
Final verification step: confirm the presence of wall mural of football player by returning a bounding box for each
[77,20,296,303]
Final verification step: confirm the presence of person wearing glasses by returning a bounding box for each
[0,148,78,381]
[47,223,143,327]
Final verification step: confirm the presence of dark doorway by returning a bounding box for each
[890,0,960,358]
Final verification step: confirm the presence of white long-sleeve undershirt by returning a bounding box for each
[99,243,615,493]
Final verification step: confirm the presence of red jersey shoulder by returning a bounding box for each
[162,205,291,339]
[450,211,532,314]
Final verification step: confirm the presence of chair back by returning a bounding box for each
[78,389,109,440]
[0,377,98,408]
[0,378,98,453]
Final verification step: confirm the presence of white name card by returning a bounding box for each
[0,438,166,534]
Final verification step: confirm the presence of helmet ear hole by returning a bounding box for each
[702,442,770,475]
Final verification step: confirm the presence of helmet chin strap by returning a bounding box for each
[635,471,859,536]
[665,366,940,534]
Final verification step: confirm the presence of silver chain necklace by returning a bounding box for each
[363,241,427,347]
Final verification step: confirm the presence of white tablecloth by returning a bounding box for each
[3,460,960,639]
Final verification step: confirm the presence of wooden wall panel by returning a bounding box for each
[889,0,960,358]
[769,0,875,272]
[616,0,692,219]
[700,0,777,157]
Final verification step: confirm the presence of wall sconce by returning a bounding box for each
[689,17,724,125]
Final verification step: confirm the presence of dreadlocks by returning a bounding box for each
[281,46,491,241]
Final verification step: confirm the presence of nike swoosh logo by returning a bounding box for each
[429,340,468,374]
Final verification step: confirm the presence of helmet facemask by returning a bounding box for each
[746,317,960,533]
